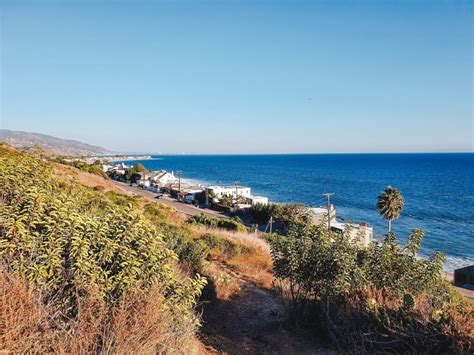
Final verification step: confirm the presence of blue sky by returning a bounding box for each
[1,0,472,154]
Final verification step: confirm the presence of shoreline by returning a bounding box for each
[109,179,473,302]
[106,155,155,163]
[118,158,474,273]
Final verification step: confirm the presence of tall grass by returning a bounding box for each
[0,270,202,354]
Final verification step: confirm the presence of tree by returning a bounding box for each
[125,163,147,181]
[134,162,146,172]
[377,186,404,233]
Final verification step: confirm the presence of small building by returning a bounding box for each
[207,185,252,200]
[101,164,113,172]
[246,195,269,206]
[331,221,373,247]
[310,205,336,225]
[114,162,131,169]
[310,205,373,247]
[454,265,474,289]
[174,188,204,204]
[150,170,178,186]
[137,179,150,188]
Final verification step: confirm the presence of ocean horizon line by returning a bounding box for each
[116,151,474,157]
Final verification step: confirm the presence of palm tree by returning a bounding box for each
[377,186,404,233]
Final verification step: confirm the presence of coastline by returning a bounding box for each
[105,155,157,163]
[118,156,474,273]
[110,178,474,302]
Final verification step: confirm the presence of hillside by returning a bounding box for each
[0,145,472,354]
[0,129,111,156]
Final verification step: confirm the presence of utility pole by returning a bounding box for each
[269,216,273,234]
[323,192,334,231]
[176,170,183,193]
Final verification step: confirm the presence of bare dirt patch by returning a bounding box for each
[200,262,333,355]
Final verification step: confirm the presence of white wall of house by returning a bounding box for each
[332,221,373,247]
[310,205,336,225]
[247,196,269,205]
[138,179,150,188]
[101,164,113,172]
[151,171,177,186]
[207,186,252,199]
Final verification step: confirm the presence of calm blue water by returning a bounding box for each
[124,154,474,271]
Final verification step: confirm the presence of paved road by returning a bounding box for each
[111,180,228,219]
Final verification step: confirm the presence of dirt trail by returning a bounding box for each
[200,262,332,355]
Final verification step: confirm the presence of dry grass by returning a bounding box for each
[52,162,132,195]
[0,271,56,353]
[190,225,270,254]
[189,225,274,290]
[203,263,241,301]
[0,270,204,355]
[226,252,274,290]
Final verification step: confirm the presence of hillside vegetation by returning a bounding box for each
[1,144,472,354]
[270,223,473,353]
[0,146,205,353]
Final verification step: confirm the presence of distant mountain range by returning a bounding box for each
[0,129,112,156]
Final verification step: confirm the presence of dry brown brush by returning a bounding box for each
[0,270,202,354]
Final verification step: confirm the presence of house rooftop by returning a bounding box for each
[207,185,251,189]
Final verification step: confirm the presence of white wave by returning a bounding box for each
[443,255,474,272]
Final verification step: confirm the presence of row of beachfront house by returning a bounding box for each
[103,163,269,209]
[103,163,373,247]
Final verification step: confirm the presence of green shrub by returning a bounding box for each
[0,149,205,324]
[249,203,284,223]
[201,233,225,249]
[125,163,146,181]
[143,203,166,224]
[188,214,247,232]
[269,220,471,353]
[158,224,209,271]
[201,233,244,258]
[222,239,242,257]
[64,160,108,179]
[105,190,139,208]
[88,164,108,179]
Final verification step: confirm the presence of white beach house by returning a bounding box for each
[310,206,373,247]
[150,170,178,186]
[207,185,252,200]
[246,195,269,205]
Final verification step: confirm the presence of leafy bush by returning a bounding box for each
[143,202,167,224]
[249,203,313,235]
[188,214,247,232]
[201,233,243,259]
[269,221,473,353]
[104,190,140,208]
[201,233,224,249]
[249,203,284,223]
[158,224,209,271]
[125,163,146,181]
[0,148,205,327]
[57,160,109,179]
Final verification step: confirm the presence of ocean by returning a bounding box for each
[123,153,474,271]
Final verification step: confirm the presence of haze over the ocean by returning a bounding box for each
[1,0,472,154]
